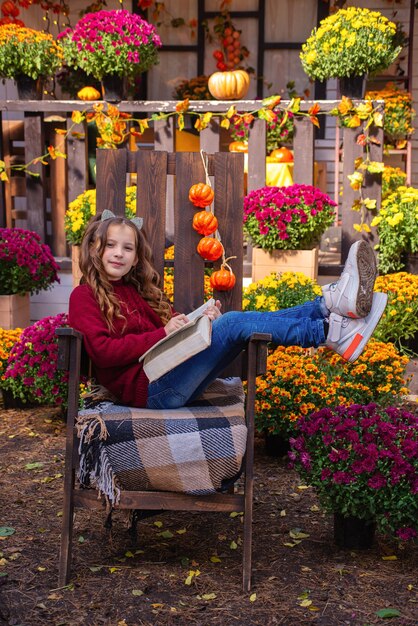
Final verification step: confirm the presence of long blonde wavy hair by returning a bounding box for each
[79,213,172,330]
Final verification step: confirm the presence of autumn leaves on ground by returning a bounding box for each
[0,402,417,626]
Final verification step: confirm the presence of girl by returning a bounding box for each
[68,212,387,410]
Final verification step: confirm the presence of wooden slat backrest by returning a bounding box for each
[95,150,244,315]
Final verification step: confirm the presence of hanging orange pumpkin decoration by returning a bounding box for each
[189,183,214,208]
[197,237,223,261]
[192,210,218,236]
[210,261,236,291]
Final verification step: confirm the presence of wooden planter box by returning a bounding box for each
[251,247,319,282]
[0,293,30,330]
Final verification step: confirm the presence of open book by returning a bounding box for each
[138,299,214,383]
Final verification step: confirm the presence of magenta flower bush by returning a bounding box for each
[58,9,162,81]
[0,228,59,296]
[289,404,418,542]
[1,314,69,407]
[243,184,336,251]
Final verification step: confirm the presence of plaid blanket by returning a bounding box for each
[76,378,247,504]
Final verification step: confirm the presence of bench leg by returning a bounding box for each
[242,475,253,592]
[58,475,75,586]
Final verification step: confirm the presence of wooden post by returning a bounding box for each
[66,115,88,203]
[24,113,46,240]
[155,117,175,242]
[293,115,314,185]
[48,120,68,257]
[341,127,364,262]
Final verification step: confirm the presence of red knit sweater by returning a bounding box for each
[68,282,167,407]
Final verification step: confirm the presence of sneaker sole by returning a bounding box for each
[353,241,377,318]
[343,292,387,362]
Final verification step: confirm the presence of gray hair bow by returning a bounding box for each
[101,209,143,231]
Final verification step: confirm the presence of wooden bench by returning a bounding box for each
[57,150,270,591]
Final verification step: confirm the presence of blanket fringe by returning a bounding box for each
[76,413,109,443]
[78,426,120,505]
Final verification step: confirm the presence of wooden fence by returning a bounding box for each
[0,99,383,274]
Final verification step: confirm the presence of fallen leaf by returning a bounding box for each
[125,551,134,558]
[176,528,187,535]
[300,599,312,607]
[210,556,221,563]
[382,555,397,561]
[185,569,200,585]
[280,510,286,517]
[375,608,401,618]
[0,527,15,537]
[249,593,257,602]
[25,462,44,471]
[230,540,238,550]
[154,521,163,528]
[289,529,310,540]
[201,593,216,600]
[132,589,144,596]
[158,530,173,539]
[37,567,46,572]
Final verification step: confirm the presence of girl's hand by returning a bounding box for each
[203,300,222,321]
[164,314,190,335]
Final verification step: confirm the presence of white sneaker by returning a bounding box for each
[322,240,377,318]
[326,292,387,362]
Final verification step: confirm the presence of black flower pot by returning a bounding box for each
[1,389,34,409]
[15,74,43,100]
[334,513,376,549]
[264,432,291,457]
[338,75,366,99]
[101,74,125,103]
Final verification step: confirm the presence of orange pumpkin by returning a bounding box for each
[188,183,214,208]
[269,147,294,163]
[228,141,248,153]
[208,70,250,100]
[197,237,223,261]
[210,266,236,291]
[77,86,101,101]
[192,210,218,236]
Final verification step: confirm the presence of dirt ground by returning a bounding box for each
[0,381,417,626]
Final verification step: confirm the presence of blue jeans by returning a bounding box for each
[146,297,327,410]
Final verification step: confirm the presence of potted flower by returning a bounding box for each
[371,186,418,274]
[0,228,60,329]
[1,313,69,408]
[373,272,418,355]
[0,327,22,380]
[382,166,407,199]
[300,7,402,98]
[58,10,162,101]
[0,23,64,98]
[65,186,137,286]
[253,339,409,453]
[230,109,295,154]
[365,84,416,148]
[243,184,336,282]
[289,403,418,547]
[173,75,212,101]
[242,270,321,312]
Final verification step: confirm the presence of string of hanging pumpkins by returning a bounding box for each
[188,151,236,292]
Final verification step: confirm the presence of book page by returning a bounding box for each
[187,298,215,322]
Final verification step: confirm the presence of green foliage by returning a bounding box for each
[371,186,418,274]
[0,24,63,80]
